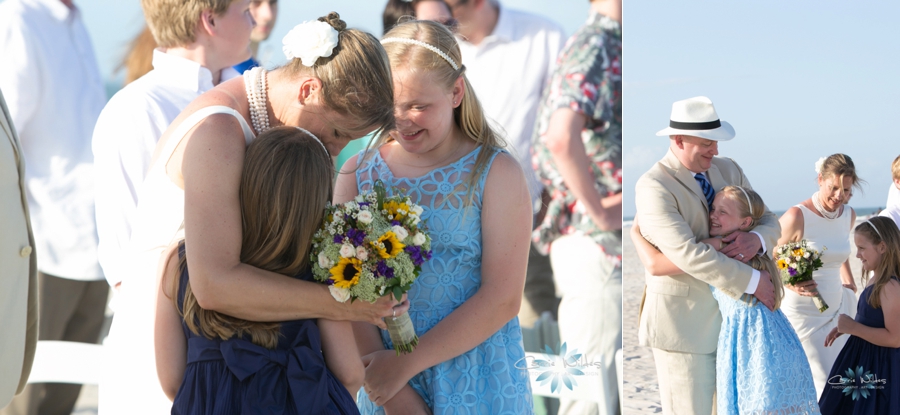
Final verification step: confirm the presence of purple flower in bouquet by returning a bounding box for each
[788,267,797,276]
[376,260,395,279]
[347,228,366,245]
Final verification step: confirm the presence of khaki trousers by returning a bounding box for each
[652,348,717,415]
[0,273,109,415]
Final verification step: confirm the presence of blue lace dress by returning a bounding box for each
[355,146,534,415]
[818,278,900,414]
[713,280,820,414]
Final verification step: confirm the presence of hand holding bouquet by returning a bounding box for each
[311,180,432,354]
[775,240,828,312]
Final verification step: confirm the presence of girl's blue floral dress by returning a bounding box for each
[713,279,820,414]
[355,146,533,415]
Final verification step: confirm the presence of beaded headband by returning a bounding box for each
[294,127,330,157]
[381,38,460,70]
[864,219,883,240]
[736,187,754,216]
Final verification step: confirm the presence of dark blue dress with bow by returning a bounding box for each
[818,278,900,414]
[171,247,359,415]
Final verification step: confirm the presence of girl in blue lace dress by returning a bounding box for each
[154,127,362,415]
[333,20,534,415]
[819,216,900,414]
[633,186,820,414]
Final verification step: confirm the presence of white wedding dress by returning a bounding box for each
[780,204,857,399]
[99,106,254,414]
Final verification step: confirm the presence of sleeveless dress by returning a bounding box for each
[171,245,359,415]
[818,278,900,414]
[713,270,820,414]
[355,146,534,415]
[99,106,255,415]
[780,205,857,399]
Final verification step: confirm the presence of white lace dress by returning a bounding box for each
[99,106,254,414]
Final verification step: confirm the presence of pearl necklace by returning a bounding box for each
[243,67,270,135]
[811,191,841,220]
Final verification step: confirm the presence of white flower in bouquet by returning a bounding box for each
[392,225,409,241]
[340,244,355,258]
[412,232,427,246]
[358,210,374,224]
[410,205,424,216]
[356,246,368,261]
[329,286,351,303]
[318,252,333,269]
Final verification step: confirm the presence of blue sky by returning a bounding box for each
[624,2,900,217]
[72,0,588,83]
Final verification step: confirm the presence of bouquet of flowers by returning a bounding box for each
[775,240,828,312]
[310,180,432,354]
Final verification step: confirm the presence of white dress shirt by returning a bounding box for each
[886,183,899,207]
[457,3,565,207]
[92,49,239,288]
[0,0,106,280]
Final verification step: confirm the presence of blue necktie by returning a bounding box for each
[695,173,715,210]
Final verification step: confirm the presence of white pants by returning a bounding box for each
[550,234,622,415]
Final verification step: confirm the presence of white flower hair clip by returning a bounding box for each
[814,156,827,174]
[283,20,339,67]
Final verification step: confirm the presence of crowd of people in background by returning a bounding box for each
[0,1,621,415]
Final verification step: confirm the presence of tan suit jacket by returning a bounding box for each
[635,149,780,354]
[0,89,38,407]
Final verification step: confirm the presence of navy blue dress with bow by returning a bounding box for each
[171,246,359,415]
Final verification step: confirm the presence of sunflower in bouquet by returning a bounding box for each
[311,180,432,354]
[775,240,827,312]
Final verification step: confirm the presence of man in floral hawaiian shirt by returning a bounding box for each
[530,0,622,414]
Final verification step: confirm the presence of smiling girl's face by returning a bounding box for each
[709,193,751,237]
[855,232,886,272]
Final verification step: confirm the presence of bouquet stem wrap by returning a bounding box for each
[386,311,419,355]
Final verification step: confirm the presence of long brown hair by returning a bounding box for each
[174,126,334,348]
[854,216,900,309]
[719,185,784,309]
[377,20,507,205]
[119,25,157,85]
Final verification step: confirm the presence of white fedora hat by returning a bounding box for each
[655,96,735,141]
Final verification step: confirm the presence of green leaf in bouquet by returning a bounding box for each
[393,286,403,302]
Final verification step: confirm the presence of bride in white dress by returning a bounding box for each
[777,153,861,399]
[100,14,406,414]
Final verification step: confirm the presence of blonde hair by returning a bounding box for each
[174,126,334,348]
[818,153,865,199]
[141,0,234,48]
[283,13,396,137]
[719,185,784,309]
[119,25,157,85]
[891,155,900,182]
[378,20,507,203]
[854,216,900,309]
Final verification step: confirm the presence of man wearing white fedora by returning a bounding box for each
[634,96,780,414]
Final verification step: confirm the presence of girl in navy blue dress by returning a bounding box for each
[154,126,362,415]
[819,216,900,414]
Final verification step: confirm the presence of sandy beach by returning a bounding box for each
[621,221,867,415]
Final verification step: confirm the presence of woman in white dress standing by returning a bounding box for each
[777,153,862,398]
[101,13,405,414]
